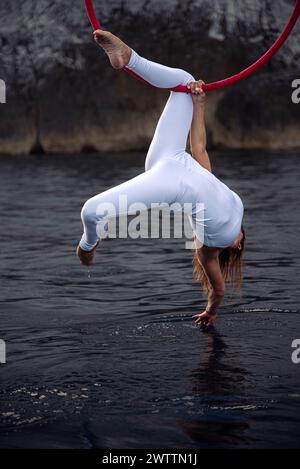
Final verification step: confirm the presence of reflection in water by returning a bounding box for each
[191,328,247,395]
[179,327,250,447]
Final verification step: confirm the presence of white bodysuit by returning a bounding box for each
[79,50,244,251]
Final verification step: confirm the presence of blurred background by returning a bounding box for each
[0,0,300,155]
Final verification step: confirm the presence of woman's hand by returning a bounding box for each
[193,310,217,328]
[187,80,206,105]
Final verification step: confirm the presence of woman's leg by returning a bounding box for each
[78,32,196,259]
[93,31,195,167]
[127,51,195,168]
[79,159,182,252]
[127,49,193,90]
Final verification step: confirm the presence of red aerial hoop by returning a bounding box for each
[84,0,300,93]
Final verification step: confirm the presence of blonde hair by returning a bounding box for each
[193,227,246,296]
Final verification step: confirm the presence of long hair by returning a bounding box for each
[193,227,246,296]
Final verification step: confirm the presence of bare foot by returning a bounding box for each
[93,30,132,69]
[76,241,100,266]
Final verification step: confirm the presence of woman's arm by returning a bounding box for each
[190,104,212,172]
[188,81,212,173]
[193,246,225,327]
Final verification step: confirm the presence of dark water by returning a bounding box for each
[0,151,300,449]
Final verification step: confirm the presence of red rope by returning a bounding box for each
[85,0,300,93]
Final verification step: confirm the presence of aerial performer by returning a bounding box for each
[77,30,245,328]
[77,1,300,328]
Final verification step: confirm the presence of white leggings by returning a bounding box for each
[79,51,243,250]
[79,51,195,251]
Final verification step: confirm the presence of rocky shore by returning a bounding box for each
[0,0,299,155]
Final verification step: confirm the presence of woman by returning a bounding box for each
[77,30,245,328]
